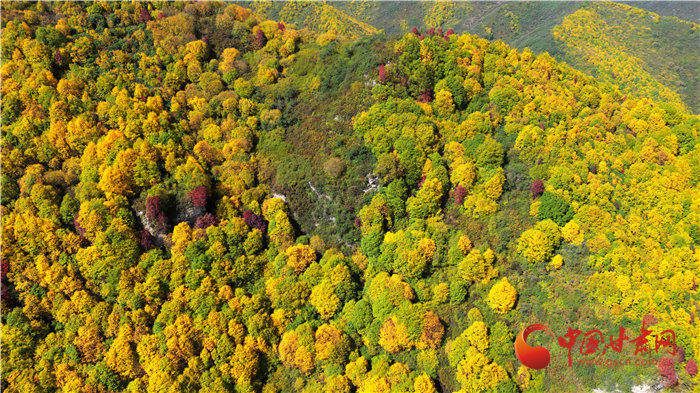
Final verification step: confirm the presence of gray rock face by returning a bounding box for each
[175,205,205,226]
[363,173,379,193]
[135,209,167,247]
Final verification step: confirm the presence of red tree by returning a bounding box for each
[530,180,544,198]
[146,196,162,220]
[1,259,14,306]
[254,29,266,49]
[140,8,151,24]
[195,213,219,229]
[418,89,432,103]
[379,64,386,83]
[54,49,63,65]
[658,358,677,387]
[243,210,267,233]
[1,259,8,281]
[687,359,698,376]
[455,185,467,205]
[676,346,686,362]
[642,314,658,327]
[191,186,208,208]
[146,196,168,232]
[139,229,155,250]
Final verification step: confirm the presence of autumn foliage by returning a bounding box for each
[1,2,698,392]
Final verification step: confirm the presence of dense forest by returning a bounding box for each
[1,2,699,393]
[242,1,700,114]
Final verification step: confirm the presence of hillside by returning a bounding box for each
[553,2,699,113]
[621,1,700,23]
[239,1,378,40]
[241,1,700,114]
[1,2,699,393]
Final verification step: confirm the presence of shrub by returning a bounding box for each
[657,357,677,387]
[530,180,544,197]
[537,191,573,226]
[450,281,468,305]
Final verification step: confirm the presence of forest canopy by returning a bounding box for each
[1,2,699,393]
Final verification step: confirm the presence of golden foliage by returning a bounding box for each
[487,278,517,314]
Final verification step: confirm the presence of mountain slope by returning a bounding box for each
[1,2,699,393]
[553,2,699,113]
[239,1,379,39]
[243,1,700,113]
[621,1,700,23]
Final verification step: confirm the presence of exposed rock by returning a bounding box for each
[175,199,205,225]
[309,181,332,201]
[135,209,167,247]
[272,192,287,201]
[363,173,379,193]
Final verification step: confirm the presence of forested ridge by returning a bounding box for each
[553,2,700,113]
[243,1,700,114]
[1,2,699,393]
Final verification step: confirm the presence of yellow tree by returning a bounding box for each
[456,347,508,391]
[417,311,444,350]
[309,281,340,320]
[104,324,140,378]
[562,220,584,245]
[285,244,316,274]
[378,316,413,353]
[487,278,517,314]
[164,314,200,371]
[98,149,139,196]
[517,229,551,263]
[74,317,106,363]
[414,373,437,393]
[220,337,259,385]
[278,328,315,375]
[465,320,489,353]
[314,324,349,363]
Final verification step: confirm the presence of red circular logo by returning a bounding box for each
[515,324,555,370]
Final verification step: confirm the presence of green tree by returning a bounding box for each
[538,192,573,225]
